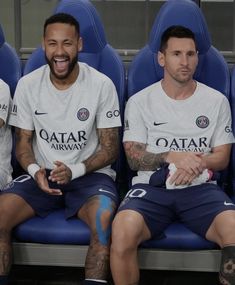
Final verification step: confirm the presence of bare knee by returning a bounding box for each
[80,195,116,246]
[111,210,149,256]
[207,210,235,247]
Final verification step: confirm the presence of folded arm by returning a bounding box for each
[124,140,232,186]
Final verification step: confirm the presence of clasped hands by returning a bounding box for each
[166,152,207,187]
[34,161,72,195]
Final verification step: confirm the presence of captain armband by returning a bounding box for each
[67,162,86,180]
[27,163,41,179]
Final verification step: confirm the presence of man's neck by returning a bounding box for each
[161,79,197,100]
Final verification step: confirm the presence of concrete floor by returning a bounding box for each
[8,265,220,285]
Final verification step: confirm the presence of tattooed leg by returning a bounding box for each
[0,229,12,276]
[220,246,235,285]
[85,232,110,280]
[79,195,116,280]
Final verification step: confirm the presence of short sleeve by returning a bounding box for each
[123,97,147,144]
[0,80,11,123]
[211,96,235,147]
[9,78,34,131]
[96,78,122,129]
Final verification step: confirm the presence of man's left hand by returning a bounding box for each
[49,161,72,184]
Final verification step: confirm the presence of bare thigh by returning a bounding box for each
[0,193,35,230]
[206,210,235,247]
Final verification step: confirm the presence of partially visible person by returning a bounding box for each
[0,13,121,285]
[110,25,235,285]
[0,79,12,191]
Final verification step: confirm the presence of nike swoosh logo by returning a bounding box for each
[224,201,235,206]
[35,110,47,115]
[99,188,115,197]
[154,122,167,126]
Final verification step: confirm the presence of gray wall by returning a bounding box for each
[0,0,234,63]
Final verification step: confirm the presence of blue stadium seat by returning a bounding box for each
[0,24,22,178]
[23,0,125,106]
[14,0,125,245]
[128,0,230,98]
[128,0,230,250]
[0,24,21,96]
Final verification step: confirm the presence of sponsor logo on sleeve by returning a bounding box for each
[124,119,129,130]
[225,126,232,133]
[0,104,7,112]
[11,104,17,116]
[106,110,120,119]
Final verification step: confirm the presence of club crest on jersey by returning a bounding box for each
[77,108,89,121]
[196,115,209,129]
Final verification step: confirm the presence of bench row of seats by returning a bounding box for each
[0,0,235,273]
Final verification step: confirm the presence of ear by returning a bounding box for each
[78,37,83,52]
[158,51,165,67]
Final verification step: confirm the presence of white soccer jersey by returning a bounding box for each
[0,79,12,188]
[123,80,235,184]
[10,62,121,179]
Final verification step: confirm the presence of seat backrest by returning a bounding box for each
[23,0,126,187]
[0,24,21,96]
[128,0,230,99]
[23,0,125,105]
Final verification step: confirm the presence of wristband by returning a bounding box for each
[27,163,40,179]
[67,162,86,180]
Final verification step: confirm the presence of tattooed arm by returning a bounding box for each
[83,127,119,173]
[124,140,208,176]
[123,141,168,171]
[15,127,36,171]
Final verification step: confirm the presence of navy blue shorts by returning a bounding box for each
[118,183,235,239]
[2,172,119,218]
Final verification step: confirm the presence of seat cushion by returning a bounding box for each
[141,222,217,250]
[14,210,217,250]
[14,209,90,245]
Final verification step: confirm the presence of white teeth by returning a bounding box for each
[54,58,67,63]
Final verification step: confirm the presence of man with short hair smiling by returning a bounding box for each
[0,13,121,285]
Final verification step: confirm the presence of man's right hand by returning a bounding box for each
[165,152,206,187]
[166,151,206,177]
[35,168,62,195]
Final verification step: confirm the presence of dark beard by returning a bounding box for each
[45,54,78,80]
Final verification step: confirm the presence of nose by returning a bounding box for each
[180,54,189,66]
[55,44,65,55]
